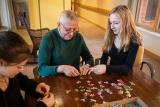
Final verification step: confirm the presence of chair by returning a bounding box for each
[19,12,50,63]
[33,66,40,78]
[135,46,155,78]
[95,46,155,78]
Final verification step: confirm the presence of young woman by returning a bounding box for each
[91,5,142,75]
[0,31,54,107]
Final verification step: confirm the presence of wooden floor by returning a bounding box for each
[2,18,159,84]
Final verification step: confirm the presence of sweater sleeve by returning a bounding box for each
[36,101,47,107]
[17,73,42,98]
[38,32,58,77]
[107,42,139,74]
[100,52,109,64]
[80,35,94,66]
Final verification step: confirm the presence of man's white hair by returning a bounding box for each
[59,10,78,25]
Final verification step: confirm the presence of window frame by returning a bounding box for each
[135,0,160,32]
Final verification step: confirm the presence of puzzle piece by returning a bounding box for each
[65,90,71,94]
[76,80,81,84]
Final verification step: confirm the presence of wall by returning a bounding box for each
[137,27,160,56]
[78,0,128,10]
[0,0,9,28]
[0,0,2,27]
[65,0,71,10]
[28,0,41,29]
[0,14,1,27]
[77,0,128,28]
[28,0,71,29]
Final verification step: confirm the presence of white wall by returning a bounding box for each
[0,0,9,28]
[0,0,1,26]
[137,27,160,55]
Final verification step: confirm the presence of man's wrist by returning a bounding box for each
[57,65,64,73]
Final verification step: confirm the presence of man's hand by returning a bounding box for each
[57,65,80,77]
[80,64,90,75]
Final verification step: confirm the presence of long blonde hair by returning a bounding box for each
[103,5,142,53]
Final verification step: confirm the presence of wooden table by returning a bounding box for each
[25,70,160,107]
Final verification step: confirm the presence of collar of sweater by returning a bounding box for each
[114,35,122,49]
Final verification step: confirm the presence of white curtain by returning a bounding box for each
[7,0,17,30]
[0,0,17,29]
[0,0,9,28]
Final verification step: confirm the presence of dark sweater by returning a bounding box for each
[100,38,139,74]
[38,28,94,77]
[0,73,46,107]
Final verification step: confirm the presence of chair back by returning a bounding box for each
[29,28,49,55]
[133,45,144,68]
[19,12,49,63]
[19,12,49,55]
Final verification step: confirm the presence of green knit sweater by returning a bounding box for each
[38,28,94,77]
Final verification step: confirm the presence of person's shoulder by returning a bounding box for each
[44,28,57,37]
[36,101,47,107]
[130,33,140,46]
[131,37,138,44]
[43,28,58,40]
[15,72,25,78]
[13,73,28,81]
[74,32,84,40]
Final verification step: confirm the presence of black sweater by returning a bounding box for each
[0,73,46,107]
[100,38,139,74]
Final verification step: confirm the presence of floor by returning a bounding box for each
[4,18,160,84]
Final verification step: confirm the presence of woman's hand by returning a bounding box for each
[80,64,90,75]
[90,64,106,75]
[41,93,55,107]
[36,82,50,96]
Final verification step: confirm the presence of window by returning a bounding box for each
[136,0,160,32]
[158,19,160,32]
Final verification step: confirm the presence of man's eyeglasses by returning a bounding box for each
[60,23,79,35]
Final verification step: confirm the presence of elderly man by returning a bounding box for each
[38,10,94,77]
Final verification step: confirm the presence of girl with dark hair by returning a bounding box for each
[0,31,54,107]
